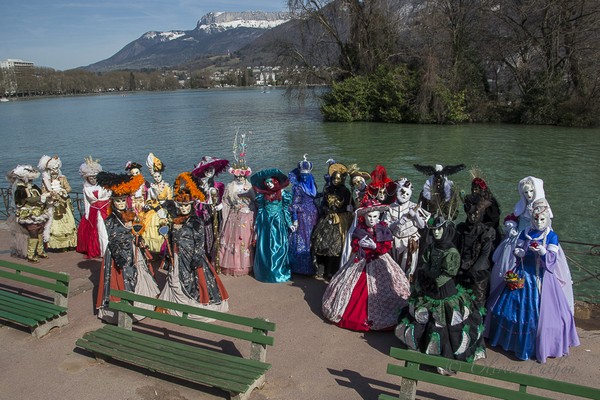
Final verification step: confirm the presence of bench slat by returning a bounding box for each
[110,289,275,331]
[76,331,258,394]
[93,325,270,379]
[387,364,551,400]
[0,269,69,296]
[110,300,274,346]
[0,297,61,321]
[0,309,39,327]
[0,290,67,313]
[0,259,71,283]
[388,348,600,399]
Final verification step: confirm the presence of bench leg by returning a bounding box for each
[398,377,417,400]
[229,375,265,400]
[31,315,68,338]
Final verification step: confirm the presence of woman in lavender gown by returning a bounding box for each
[485,198,579,363]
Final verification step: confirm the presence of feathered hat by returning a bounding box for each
[469,166,489,192]
[79,156,102,178]
[228,129,252,177]
[38,155,61,172]
[6,165,40,184]
[250,168,289,193]
[192,156,229,178]
[356,198,389,216]
[366,165,397,199]
[146,153,165,173]
[347,163,370,182]
[173,172,206,202]
[96,171,145,197]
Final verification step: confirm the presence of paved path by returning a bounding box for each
[1,224,599,400]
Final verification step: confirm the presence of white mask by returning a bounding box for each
[152,171,163,183]
[113,197,127,211]
[433,227,444,240]
[365,210,380,227]
[532,212,549,231]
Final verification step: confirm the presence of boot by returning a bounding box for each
[27,238,39,263]
[37,234,48,258]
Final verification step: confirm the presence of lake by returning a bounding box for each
[1,88,599,301]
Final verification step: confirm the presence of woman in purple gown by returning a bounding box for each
[288,154,319,275]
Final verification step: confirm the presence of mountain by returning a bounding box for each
[84,11,291,72]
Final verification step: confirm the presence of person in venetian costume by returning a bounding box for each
[250,168,294,283]
[141,153,172,254]
[513,176,553,232]
[76,156,112,259]
[414,163,465,220]
[288,154,319,275]
[485,198,579,363]
[311,162,353,280]
[455,193,497,308]
[383,178,430,281]
[487,213,520,306]
[469,168,501,243]
[95,171,159,323]
[395,216,486,370]
[322,199,411,331]
[159,188,229,317]
[38,155,77,251]
[338,164,372,269]
[6,165,49,262]
[364,165,397,205]
[191,156,229,268]
[347,164,370,210]
[218,131,256,276]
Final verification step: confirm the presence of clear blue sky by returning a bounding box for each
[0,0,288,71]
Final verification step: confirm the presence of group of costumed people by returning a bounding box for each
[6,139,579,368]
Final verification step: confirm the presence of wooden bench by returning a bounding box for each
[380,347,600,400]
[0,259,70,338]
[76,289,276,400]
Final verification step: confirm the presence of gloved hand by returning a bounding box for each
[514,247,525,258]
[530,242,547,256]
[359,236,377,249]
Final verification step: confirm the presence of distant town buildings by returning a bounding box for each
[1,58,35,95]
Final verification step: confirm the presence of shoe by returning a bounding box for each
[436,367,456,376]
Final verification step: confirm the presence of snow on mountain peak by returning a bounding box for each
[143,31,186,41]
[196,11,290,32]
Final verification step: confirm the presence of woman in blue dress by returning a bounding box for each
[250,168,294,283]
[288,154,319,275]
[485,198,579,363]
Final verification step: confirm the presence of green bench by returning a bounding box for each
[76,289,276,400]
[380,347,600,400]
[0,259,70,338]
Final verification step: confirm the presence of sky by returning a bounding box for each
[0,0,288,71]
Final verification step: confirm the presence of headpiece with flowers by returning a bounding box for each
[228,129,252,177]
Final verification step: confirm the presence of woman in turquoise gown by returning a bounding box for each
[250,168,294,283]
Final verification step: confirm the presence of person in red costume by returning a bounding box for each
[322,199,410,331]
[76,157,112,259]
